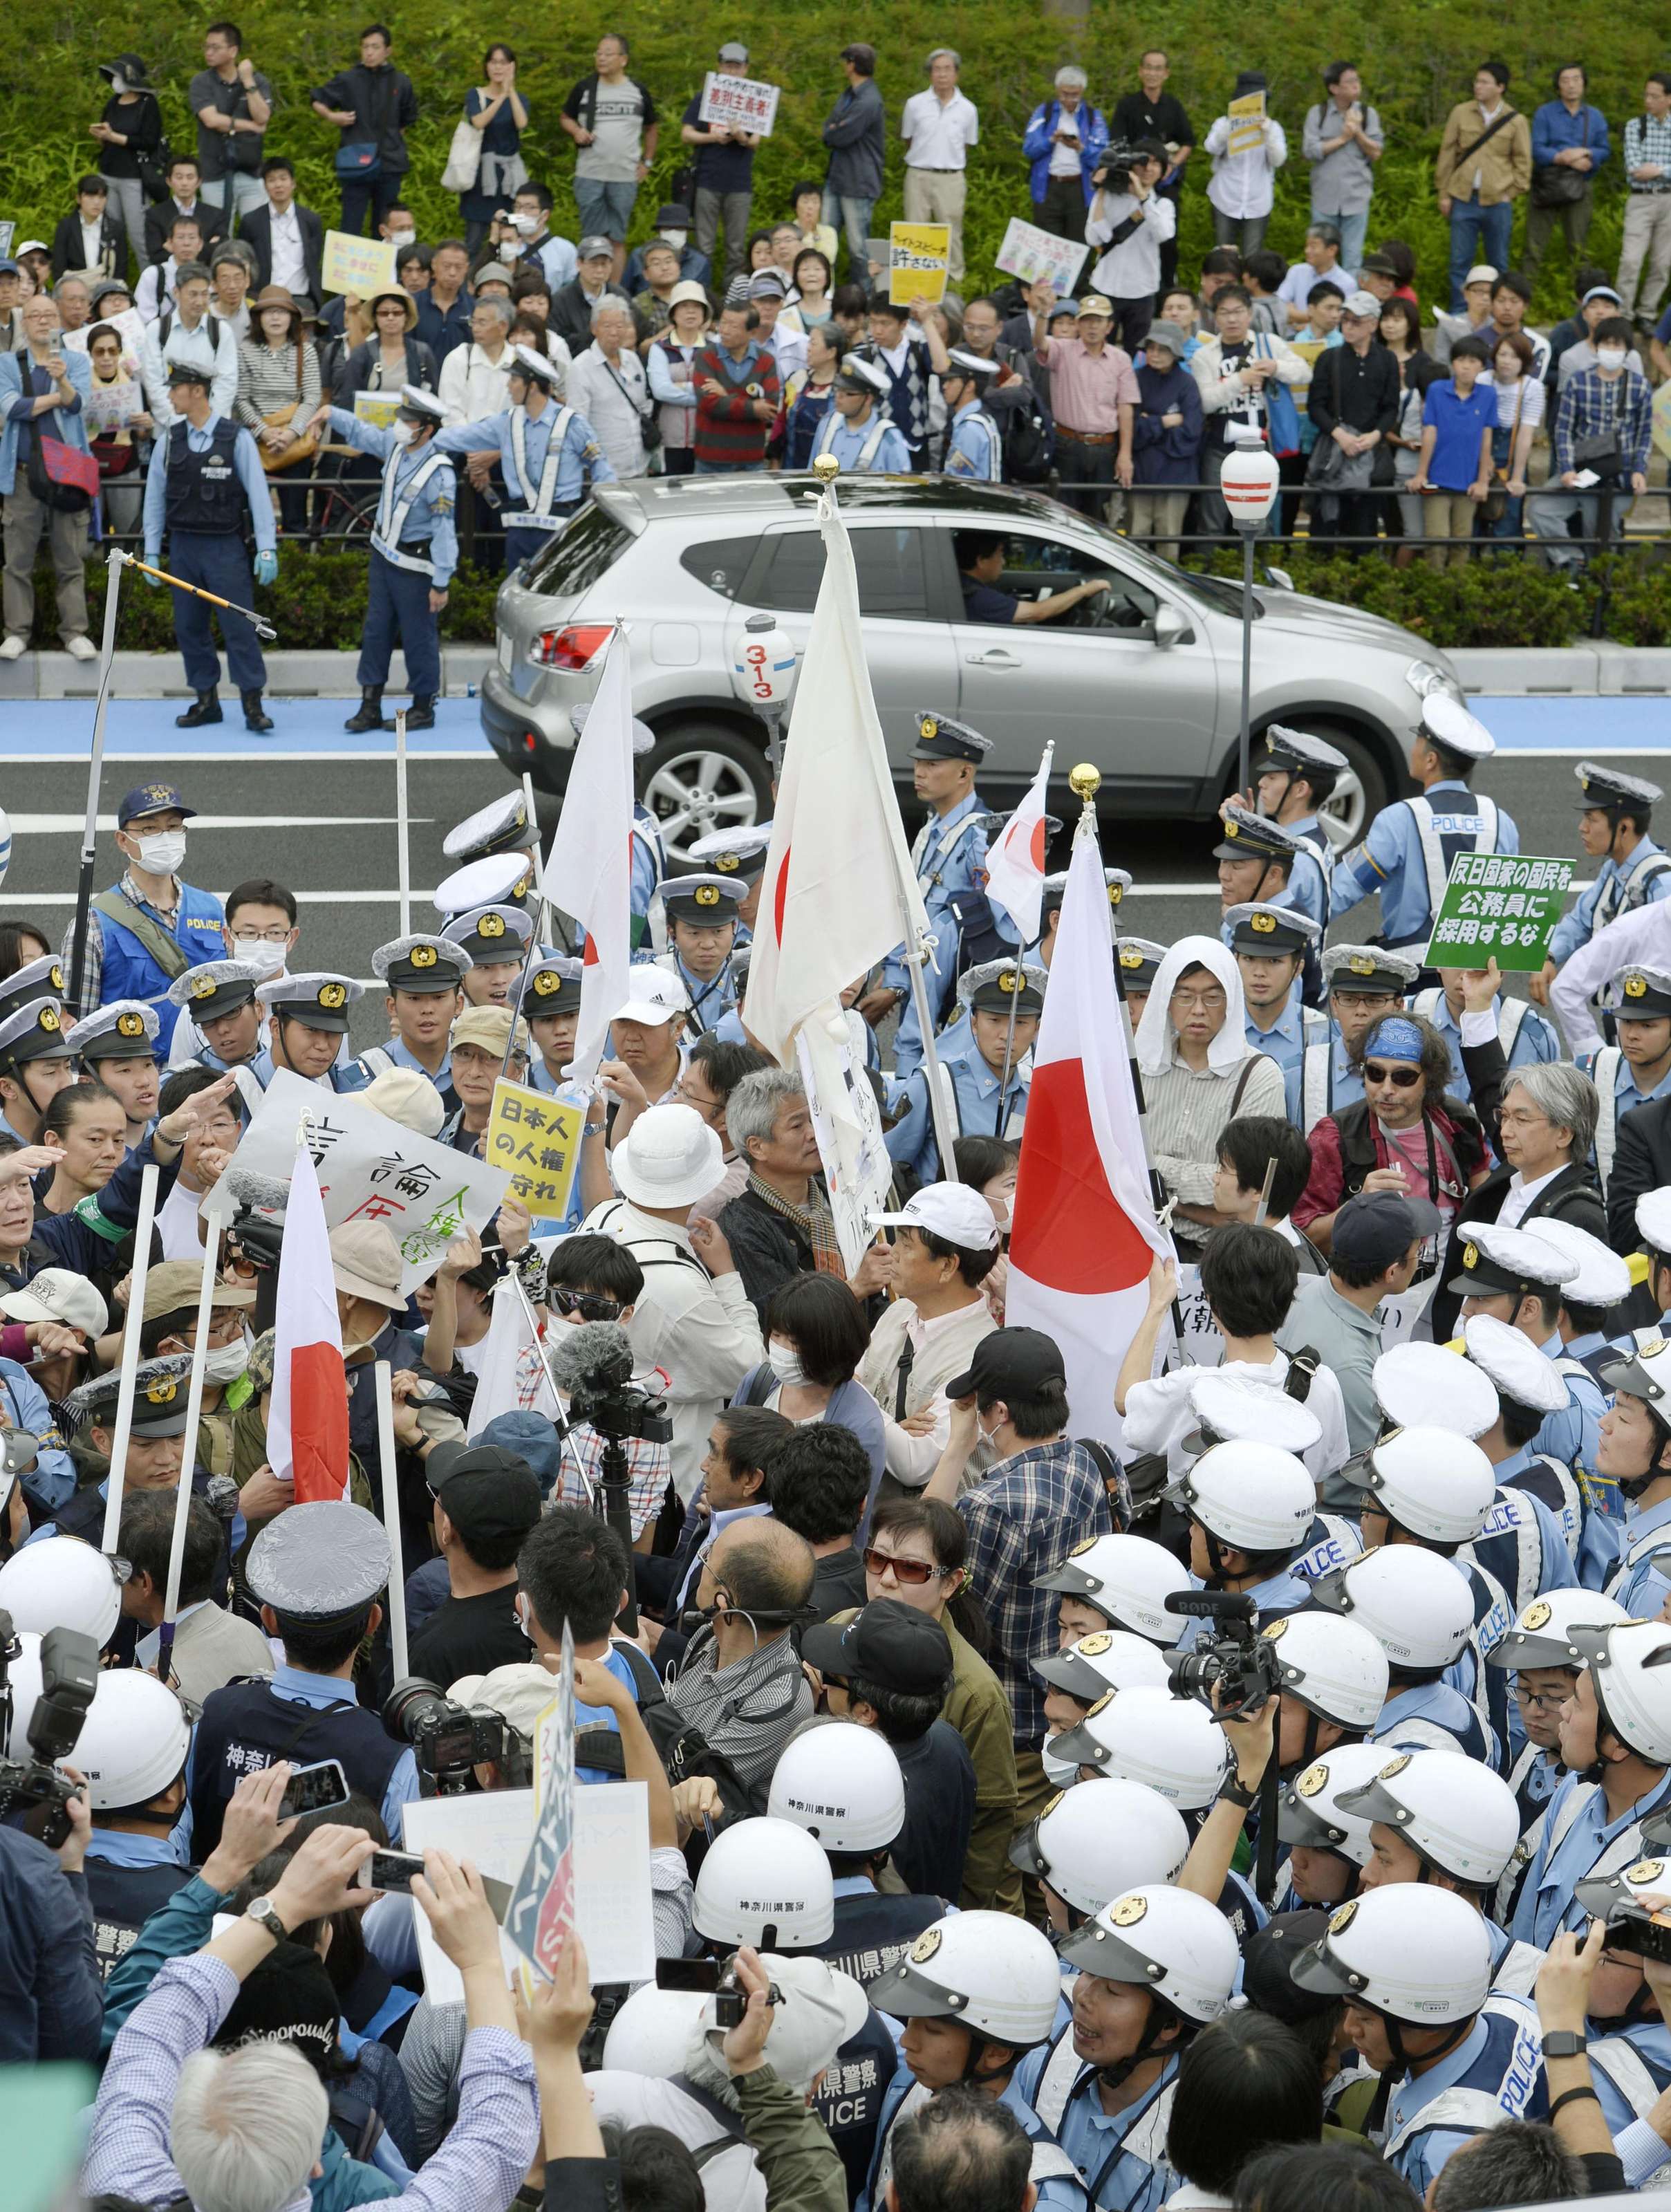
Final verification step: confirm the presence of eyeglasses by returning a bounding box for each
[550,1286,623,1323]
[862,1545,948,1586]
[1362,1062,1423,1088]
[232,926,291,944]
[1171,991,1226,1014]
[1513,1683,1570,1711]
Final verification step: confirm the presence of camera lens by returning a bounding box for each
[382,1677,452,1743]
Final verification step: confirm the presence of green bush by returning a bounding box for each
[8,0,1668,319]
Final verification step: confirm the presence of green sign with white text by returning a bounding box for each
[1423,853,1576,972]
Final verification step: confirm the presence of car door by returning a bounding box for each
[947,523,1223,801]
[732,518,960,761]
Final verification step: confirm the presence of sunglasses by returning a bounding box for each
[1362,1062,1423,1088]
[550,1287,623,1322]
[862,1545,948,1586]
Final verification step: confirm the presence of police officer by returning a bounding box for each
[1451,1224,1605,1494]
[1040,868,1131,968]
[189,1499,420,1859]
[1545,763,1671,983]
[444,904,533,1007]
[688,825,774,941]
[436,343,615,571]
[1033,1532,1192,1650]
[1244,725,1352,929]
[516,955,584,1097]
[875,712,995,1074]
[886,960,1043,1187]
[1311,1545,1495,1763]
[308,384,457,734]
[47,1355,203,1548]
[657,875,747,1033]
[1260,1611,1390,1784]
[1163,1433,1319,1634]
[1009,1776,1188,1939]
[1330,695,1518,954]
[1214,801,1307,920]
[570,705,666,949]
[163,959,268,1082]
[1291,1886,1543,2194]
[1016,1884,1240,2212]
[1585,964,1671,1191]
[73,1670,194,1982]
[64,1001,162,1146]
[868,1914,1083,2211]
[1567,1857,1671,2143]
[940,348,1002,480]
[1227,902,1325,1122]
[1300,945,1422,1128]
[1486,1591,1632,1890]
[812,352,914,473]
[1454,1319,1595,1590]
[1117,938,1167,1034]
[362,933,472,1093]
[254,972,368,1091]
[1595,1335,1671,1618]
[71,783,227,1048]
[1273,1740,1385,1909]
[1411,965,1562,1103]
[442,787,542,882]
[0,1532,122,1649]
[141,360,277,734]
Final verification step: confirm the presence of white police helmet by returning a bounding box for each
[1047,1684,1233,1807]
[1261,1612,1390,1730]
[1034,1628,1173,1704]
[68,1671,192,1811]
[1575,1852,1671,1922]
[767,1722,905,1853]
[1291,1885,1492,2025]
[1372,1341,1497,1439]
[692,1816,835,1949]
[1277,1740,1391,1868]
[1571,1621,1671,1767]
[1348,1425,1495,1545]
[1308,1547,1474,1673]
[875,1911,1063,2047]
[1032,1533,1193,1645]
[0,1535,121,1647]
[1336,1747,1520,1888]
[1058,1884,1240,2023]
[601,1985,707,2076]
[1164,1440,1316,1554]
[1009,1778,1189,1915]
[1486,1589,1631,1672]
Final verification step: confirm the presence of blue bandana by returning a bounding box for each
[1365,1015,1424,1063]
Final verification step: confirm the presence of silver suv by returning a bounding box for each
[480,475,1463,859]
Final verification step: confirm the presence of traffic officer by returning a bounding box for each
[1300,944,1421,1128]
[162,959,268,1082]
[1215,800,1306,915]
[1485,1591,1632,1881]
[1016,1885,1240,2212]
[141,359,278,734]
[1596,1333,1671,1619]
[886,959,1043,1186]
[0,995,75,1145]
[1544,762,1671,980]
[656,875,747,1034]
[1291,1886,1544,2193]
[71,783,226,1049]
[1585,963,1671,1193]
[72,1669,194,1981]
[444,904,534,1007]
[1310,1546,1495,1763]
[1117,938,1167,1034]
[867,1914,1083,2210]
[360,933,472,1093]
[688,826,773,940]
[1246,725,1351,929]
[1329,694,1518,954]
[46,1355,203,1548]
[940,348,1002,480]
[436,342,615,571]
[1227,902,1325,1122]
[812,351,913,473]
[570,705,666,949]
[516,955,583,1097]
[1162,1433,1318,1633]
[64,1001,162,1146]
[1411,965,1561,1104]
[308,384,457,734]
[254,972,369,1091]
[188,1500,420,1858]
[1451,1224,1605,1498]
[878,712,996,1075]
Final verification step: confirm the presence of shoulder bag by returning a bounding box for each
[16,350,97,512]
[259,344,319,475]
[1484,378,1524,523]
[441,104,484,194]
[1532,109,1591,207]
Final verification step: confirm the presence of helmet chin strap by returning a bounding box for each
[1382,2008,1473,2077]
[1202,1527,1232,1589]
[1096,1992,1175,2094]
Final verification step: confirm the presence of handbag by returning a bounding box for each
[16,350,97,510]
[441,111,483,194]
[1574,430,1625,479]
[605,357,661,453]
[334,140,382,180]
[1484,380,1524,523]
[1257,337,1300,458]
[1532,110,1591,206]
[259,400,318,474]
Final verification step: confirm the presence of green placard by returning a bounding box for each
[1423,853,1576,972]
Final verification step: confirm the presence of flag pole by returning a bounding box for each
[521,772,552,947]
[69,547,128,1020]
[158,1200,229,1677]
[993,969,1024,1139]
[395,708,411,937]
[100,1161,160,1554]
[507,1272,597,1500]
[374,1359,409,1681]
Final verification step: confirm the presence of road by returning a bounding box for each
[4,689,1665,1055]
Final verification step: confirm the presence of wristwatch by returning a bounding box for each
[1540,2029,1587,2058]
[245,1895,290,1942]
[1219,1772,1260,1810]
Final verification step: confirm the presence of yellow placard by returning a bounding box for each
[485,1078,584,1220]
[1654,380,1671,463]
[321,228,398,299]
[353,391,402,430]
[888,221,951,309]
[1227,91,1267,158]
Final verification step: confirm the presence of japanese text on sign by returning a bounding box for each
[487,1077,584,1219]
[888,221,951,308]
[698,71,780,136]
[321,228,397,299]
[1423,853,1576,972]
[1227,90,1267,156]
[995,216,1089,298]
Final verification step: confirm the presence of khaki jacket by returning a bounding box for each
[1436,100,1533,205]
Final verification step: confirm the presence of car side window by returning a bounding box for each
[742,526,934,620]
[998,533,1158,631]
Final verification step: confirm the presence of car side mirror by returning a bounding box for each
[1152,603,1193,649]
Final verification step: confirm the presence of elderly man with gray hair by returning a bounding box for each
[565,295,650,476]
[901,49,980,284]
[1024,65,1109,240]
[716,1066,846,1320]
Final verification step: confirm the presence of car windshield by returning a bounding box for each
[1043,508,1263,620]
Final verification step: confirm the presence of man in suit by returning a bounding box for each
[50,176,125,282]
[237,158,324,307]
[142,154,225,267]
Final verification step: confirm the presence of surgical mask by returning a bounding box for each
[1597,346,1628,371]
[1041,1735,1082,1789]
[134,830,187,875]
[768,1338,806,1387]
[511,212,539,234]
[231,938,287,980]
[203,1339,250,1384]
[659,229,687,250]
[388,228,416,250]
[391,419,417,448]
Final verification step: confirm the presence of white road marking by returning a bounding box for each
[9,815,429,833]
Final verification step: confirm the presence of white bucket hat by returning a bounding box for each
[613,1102,725,1210]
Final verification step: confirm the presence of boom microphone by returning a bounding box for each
[545,1321,635,1397]
[223,1166,290,1215]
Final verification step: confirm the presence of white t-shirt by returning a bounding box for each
[1123,1351,1351,1483]
[158,1175,207,1261]
[1049,111,1083,178]
[1488,373,1546,432]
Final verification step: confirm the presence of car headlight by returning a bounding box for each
[1404,658,1462,703]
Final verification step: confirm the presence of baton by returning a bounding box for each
[124,551,278,642]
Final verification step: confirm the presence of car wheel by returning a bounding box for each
[641,722,773,864]
[1273,722,1392,853]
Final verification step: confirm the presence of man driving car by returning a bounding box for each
[955,528,1114,625]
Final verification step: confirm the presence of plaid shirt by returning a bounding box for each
[59,870,183,1020]
[1553,366,1654,480]
[559,1415,671,1537]
[1625,111,1671,190]
[956,1438,1112,1751]
[82,1952,539,2211]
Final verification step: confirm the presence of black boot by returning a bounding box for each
[344,686,386,732]
[241,689,274,734]
[404,694,436,731]
[175,688,223,728]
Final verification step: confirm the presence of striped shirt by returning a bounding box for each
[1553,366,1654,480]
[663,1626,813,1795]
[235,337,321,434]
[1143,1045,1288,1247]
[1625,111,1671,190]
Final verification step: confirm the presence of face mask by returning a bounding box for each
[232,938,287,980]
[391,419,417,449]
[511,212,539,234]
[769,1338,806,1387]
[203,1339,250,1384]
[388,229,416,250]
[1041,1735,1082,1789]
[134,830,187,875]
[660,230,687,250]
[1597,346,1628,371]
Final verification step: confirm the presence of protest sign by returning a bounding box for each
[796,1011,893,1278]
[698,70,779,136]
[321,227,397,298]
[353,391,402,431]
[1172,1265,1225,1370]
[0,223,14,259]
[888,221,951,308]
[996,216,1089,298]
[486,1077,584,1219]
[1422,854,1576,973]
[216,1068,510,1295]
[1228,91,1267,156]
[505,1627,576,1983]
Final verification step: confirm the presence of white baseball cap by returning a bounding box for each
[0,1267,109,1339]
[871,1182,1000,1254]
[612,966,691,1028]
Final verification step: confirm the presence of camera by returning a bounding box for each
[566,1334,673,1449]
[1605,1901,1671,1967]
[1092,141,1142,194]
[384,1677,528,1795]
[1164,1591,1283,1718]
[0,1611,100,1848]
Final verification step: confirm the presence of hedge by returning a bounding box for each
[6,0,1668,320]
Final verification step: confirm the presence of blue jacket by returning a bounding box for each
[1531,100,1610,174]
[94,880,227,1052]
[1023,101,1110,205]
[0,1825,102,2065]
[0,344,93,496]
[1130,360,1203,485]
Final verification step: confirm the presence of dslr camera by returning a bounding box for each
[1605,1900,1671,1967]
[0,1612,100,1847]
[1164,1590,1283,1718]
[1092,141,1143,195]
[384,1677,530,1796]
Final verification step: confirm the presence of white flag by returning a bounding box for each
[469,1277,563,1433]
[982,743,1054,949]
[541,633,635,1084]
[747,491,929,1063]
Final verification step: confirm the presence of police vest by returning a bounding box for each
[1491,1939,1545,2002]
[911,810,985,898]
[373,445,451,577]
[1596,853,1671,932]
[1605,1511,1671,1609]
[1589,2032,1671,2182]
[84,1854,192,1982]
[1495,1774,1655,1927]
[1404,795,1502,936]
[507,403,578,529]
[1593,1048,1627,1191]
[814,406,892,470]
[1293,1510,1361,1585]
[819,1890,947,1991]
[1379,2000,1544,2172]
[164,417,248,535]
[1412,989,1531,1088]
[808,2000,897,2202]
[1463,1478,1574,1615]
[1034,2026,1177,2206]
[1300,1041,1337,1134]
[95,883,227,1045]
[189,1677,405,1862]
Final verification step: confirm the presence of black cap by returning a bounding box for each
[1240,1911,1340,2025]
[944,1325,1066,1404]
[801,1598,953,1696]
[427,1443,543,1547]
[214,1942,339,2076]
[1332,1191,1441,1272]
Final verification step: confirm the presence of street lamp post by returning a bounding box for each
[1220,422,1281,797]
[731,610,799,772]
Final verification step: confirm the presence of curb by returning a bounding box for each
[1449,644,1671,696]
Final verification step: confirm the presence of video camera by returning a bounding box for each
[1091,141,1144,195]
[1163,1590,1283,1719]
[554,1323,673,1449]
[0,1611,100,1847]
[1605,1901,1671,1967]
[384,1677,532,1796]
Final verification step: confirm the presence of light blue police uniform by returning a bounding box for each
[885,793,991,1078]
[1330,783,1520,950]
[0,1357,75,1512]
[435,398,615,570]
[1014,2039,1178,2212]
[1605,1497,1671,1619]
[1381,2007,1545,2195]
[321,409,458,701]
[812,409,914,474]
[1589,2020,1671,2155]
[886,1040,1028,1187]
[1421,994,1562,1101]
[1534,1330,1605,1498]
[943,399,1001,481]
[1509,1767,1671,1945]
[1375,1680,1496,1765]
[1550,838,1671,967]
[660,951,740,1036]
[1243,1000,1313,1122]
[1281,817,1334,934]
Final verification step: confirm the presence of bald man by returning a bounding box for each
[665,1516,816,1797]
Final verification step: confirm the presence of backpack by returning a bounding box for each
[1000,389,1053,483]
[572,1635,764,1822]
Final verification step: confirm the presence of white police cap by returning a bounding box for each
[64,1000,161,1058]
[442,904,534,958]
[434,852,533,917]
[245,1500,391,1617]
[1454,1219,1580,1294]
[1575,761,1663,811]
[1321,943,1421,991]
[1461,1312,1569,1415]
[1522,1218,1632,1308]
[1374,1341,1497,1438]
[398,385,446,423]
[1186,1369,1322,1457]
[957,958,1047,1014]
[442,788,539,863]
[373,933,476,987]
[1637,1187,1671,1259]
[1419,694,1495,759]
[508,342,559,386]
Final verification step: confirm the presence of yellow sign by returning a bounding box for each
[1227,90,1267,158]
[353,391,403,431]
[486,1077,585,1220]
[321,227,398,300]
[888,221,951,309]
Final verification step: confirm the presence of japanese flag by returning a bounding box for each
[268,1141,349,1501]
[542,631,635,1085]
[982,743,1054,949]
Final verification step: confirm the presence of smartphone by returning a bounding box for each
[1606,1901,1671,1965]
[655,1957,722,1993]
[280,1759,349,1821]
[354,1848,514,1920]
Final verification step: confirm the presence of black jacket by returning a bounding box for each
[239,201,326,303]
[309,61,418,174]
[1609,1090,1671,1256]
[50,211,124,282]
[716,1187,815,1326]
[1307,339,1401,440]
[332,335,437,405]
[142,194,226,268]
[550,278,616,357]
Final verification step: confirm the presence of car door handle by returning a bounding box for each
[964,649,1022,669]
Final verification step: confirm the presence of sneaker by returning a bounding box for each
[0,635,24,662]
[63,635,99,662]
